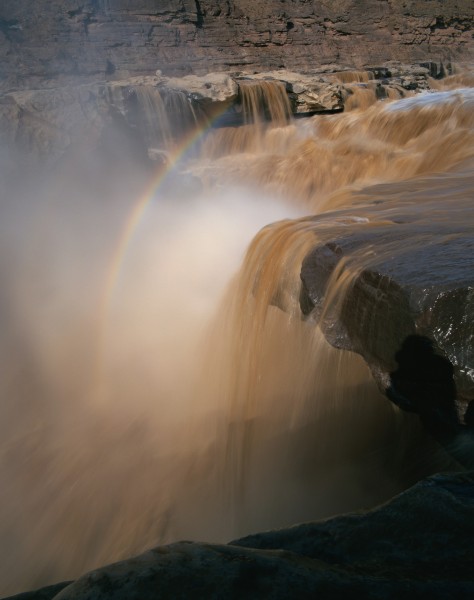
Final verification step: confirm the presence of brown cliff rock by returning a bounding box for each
[0,1,473,91]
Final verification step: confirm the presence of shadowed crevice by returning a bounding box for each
[387,335,458,426]
[195,0,204,28]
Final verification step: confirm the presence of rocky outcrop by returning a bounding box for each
[300,169,474,456]
[5,471,474,599]
[1,1,473,91]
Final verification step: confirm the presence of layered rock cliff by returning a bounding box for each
[1,0,473,91]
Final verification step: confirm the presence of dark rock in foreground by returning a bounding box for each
[5,471,474,599]
[6,583,72,600]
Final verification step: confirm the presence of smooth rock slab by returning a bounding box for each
[5,471,474,599]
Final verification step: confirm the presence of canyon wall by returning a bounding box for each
[1,0,473,91]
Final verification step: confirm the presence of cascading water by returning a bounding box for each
[200,79,293,158]
[239,79,292,125]
[116,84,199,157]
[0,74,472,594]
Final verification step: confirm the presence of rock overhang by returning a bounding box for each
[299,171,474,452]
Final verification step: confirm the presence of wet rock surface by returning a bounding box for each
[5,471,474,599]
[300,169,474,455]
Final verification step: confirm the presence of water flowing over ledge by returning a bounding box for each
[1,67,474,596]
[0,63,457,169]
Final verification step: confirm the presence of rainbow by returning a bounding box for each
[94,114,225,394]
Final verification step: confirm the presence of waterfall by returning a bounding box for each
[201,79,292,158]
[333,70,376,83]
[239,79,292,126]
[0,71,473,594]
[199,84,474,210]
[120,85,199,156]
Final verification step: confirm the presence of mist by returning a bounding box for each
[0,145,312,591]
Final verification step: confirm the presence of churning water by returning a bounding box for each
[1,71,473,594]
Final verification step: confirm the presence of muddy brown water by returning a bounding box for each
[0,72,473,594]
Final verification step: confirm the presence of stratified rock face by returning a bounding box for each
[1,0,473,90]
[6,471,474,599]
[300,167,474,448]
